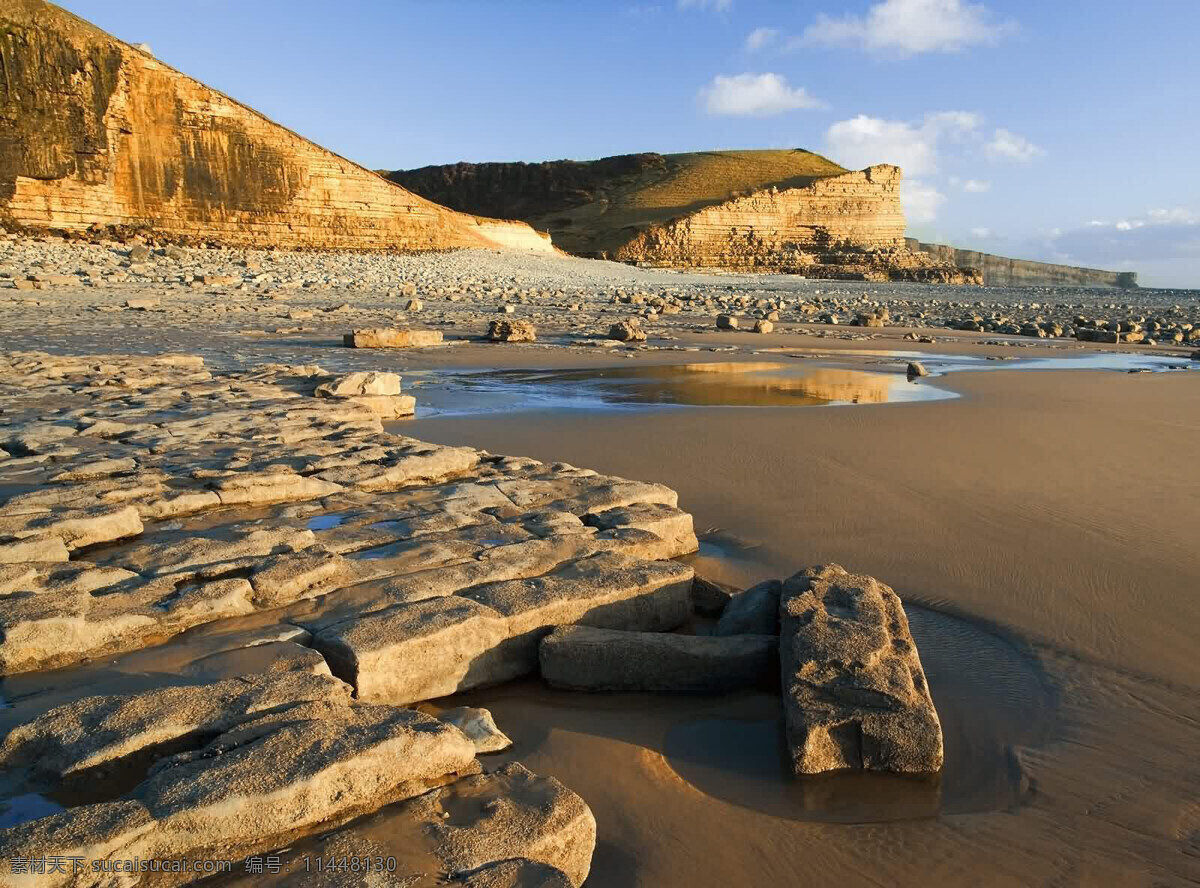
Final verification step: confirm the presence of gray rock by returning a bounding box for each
[690,575,738,617]
[539,625,777,693]
[714,579,782,636]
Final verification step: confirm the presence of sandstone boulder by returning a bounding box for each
[716,314,738,330]
[539,625,777,693]
[607,320,646,342]
[343,329,444,348]
[779,564,943,774]
[488,319,537,342]
[907,361,930,378]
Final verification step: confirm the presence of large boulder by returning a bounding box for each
[539,625,777,692]
[779,564,943,774]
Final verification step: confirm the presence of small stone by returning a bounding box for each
[753,319,774,334]
[436,706,512,753]
[907,361,930,378]
[716,314,738,330]
[406,298,423,312]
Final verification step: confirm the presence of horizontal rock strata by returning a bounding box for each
[539,625,778,693]
[779,564,944,774]
[0,352,697,678]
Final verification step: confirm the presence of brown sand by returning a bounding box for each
[403,362,1200,886]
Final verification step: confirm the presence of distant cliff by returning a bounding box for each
[0,0,551,252]
[390,151,978,283]
[906,240,1137,288]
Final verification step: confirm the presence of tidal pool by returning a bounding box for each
[416,362,954,415]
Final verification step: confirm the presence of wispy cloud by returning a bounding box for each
[678,0,733,11]
[950,177,992,193]
[985,128,1044,162]
[797,0,1015,56]
[700,73,824,116]
[744,27,780,51]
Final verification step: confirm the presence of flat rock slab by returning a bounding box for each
[343,328,443,348]
[0,697,478,884]
[779,563,943,775]
[314,553,693,705]
[0,672,352,780]
[539,625,778,693]
[0,353,696,678]
[216,763,593,888]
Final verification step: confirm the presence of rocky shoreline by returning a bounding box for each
[2,236,1197,360]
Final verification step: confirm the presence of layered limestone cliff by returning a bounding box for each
[390,152,978,283]
[0,1,552,252]
[905,240,1137,288]
[614,165,980,283]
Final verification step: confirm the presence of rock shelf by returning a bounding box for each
[0,349,706,883]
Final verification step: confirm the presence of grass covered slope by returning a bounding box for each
[387,149,848,256]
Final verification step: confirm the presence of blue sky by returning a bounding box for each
[61,0,1200,287]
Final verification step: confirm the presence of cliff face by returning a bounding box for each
[0,1,551,252]
[391,152,976,282]
[906,241,1137,288]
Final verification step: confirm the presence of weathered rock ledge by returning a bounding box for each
[0,349,709,883]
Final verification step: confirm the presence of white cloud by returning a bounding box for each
[799,0,1014,56]
[985,128,1044,162]
[970,226,991,238]
[963,178,991,192]
[823,110,978,176]
[902,179,945,223]
[745,27,779,51]
[678,0,732,11]
[700,73,824,116]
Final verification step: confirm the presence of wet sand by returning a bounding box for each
[405,362,1200,886]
